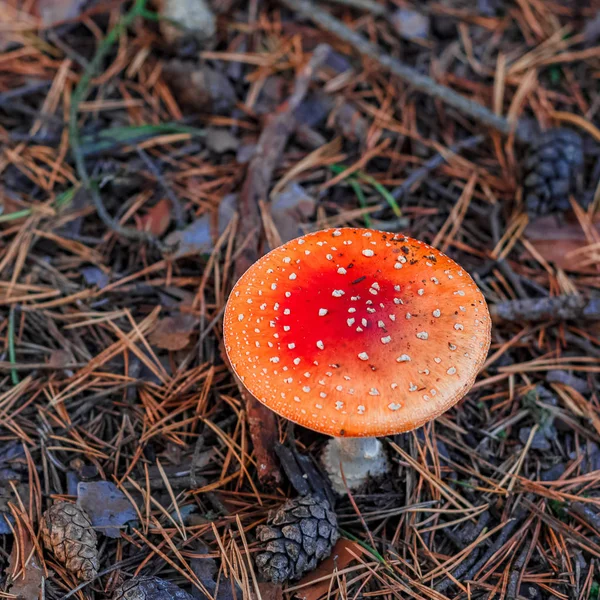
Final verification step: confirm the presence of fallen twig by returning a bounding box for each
[231,44,331,487]
[278,0,527,141]
[391,135,484,200]
[491,295,600,322]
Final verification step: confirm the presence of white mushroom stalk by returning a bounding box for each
[321,437,388,494]
[223,228,491,496]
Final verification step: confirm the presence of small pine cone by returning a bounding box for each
[255,495,339,584]
[523,128,584,215]
[41,502,99,581]
[112,576,195,600]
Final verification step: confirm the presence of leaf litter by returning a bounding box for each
[1,0,600,599]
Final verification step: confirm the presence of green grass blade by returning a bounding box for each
[328,164,402,219]
[80,123,204,155]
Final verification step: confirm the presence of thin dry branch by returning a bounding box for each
[278,0,529,141]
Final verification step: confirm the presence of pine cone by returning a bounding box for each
[255,495,339,583]
[112,576,195,600]
[41,502,98,581]
[523,128,584,215]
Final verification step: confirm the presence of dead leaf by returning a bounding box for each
[524,215,600,274]
[149,313,198,351]
[250,582,282,600]
[205,127,239,154]
[6,527,44,599]
[138,199,172,237]
[164,195,236,258]
[271,183,316,244]
[36,0,86,26]
[77,481,138,538]
[293,539,360,600]
[81,266,110,289]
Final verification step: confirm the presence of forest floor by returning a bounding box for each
[1,0,600,599]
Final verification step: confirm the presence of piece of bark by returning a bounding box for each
[231,45,331,487]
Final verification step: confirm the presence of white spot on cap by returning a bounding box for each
[409,383,418,392]
[271,283,277,290]
[289,273,297,280]
[389,315,396,321]
[335,401,344,410]
[447,367,457,375]
[371,282,380,290]
[416,331,429,340]
[406,313,411,320]
[337,268,347,274]
[433,309,441,317]
[319,308,328,316]
[454,290,465,296]
[434,357,441,363]
[369,388,380,396]
[418,289,424,296]
[284,309,291,315]
[326,254,333,260]
[357,405,365,414]
[283,257,291,263]
[394,285,401,291]
[238,314,244,321]
[348,307,356,313]
[333,230,342,236]
[396,354,411,362]
[332,290,345,297]
[288,343,295,349]
[316,340,324,350]
[454,323,464,331]
[347,318,355,326]
[293,358,301,365]
[302,386,310,392]
[283,326,290,331]
[378,320,385,328]
[388,403,401,411]
[270,357,280,363]
[362,249,374,257]
[358,352,369,361]
[381,336,391,344]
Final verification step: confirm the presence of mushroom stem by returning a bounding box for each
[322,436,389,495]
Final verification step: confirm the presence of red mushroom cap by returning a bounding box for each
[224,228,491,437]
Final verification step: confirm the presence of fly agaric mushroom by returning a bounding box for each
[223,228,491,493]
